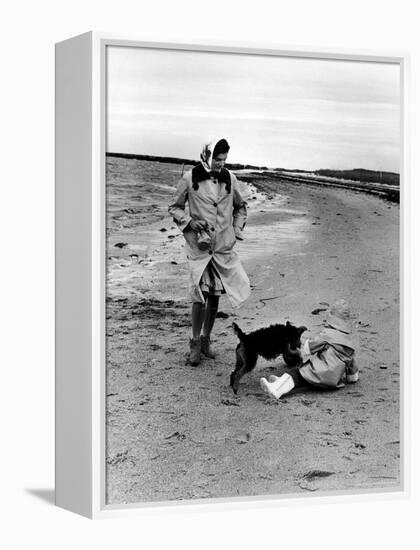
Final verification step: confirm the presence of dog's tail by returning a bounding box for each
[232,322,247,342]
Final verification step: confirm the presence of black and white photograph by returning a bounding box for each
[105,45,400,504]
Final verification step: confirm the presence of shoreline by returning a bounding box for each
[105,158,400,504]
[106,152,399,202]
[238,171,399,203]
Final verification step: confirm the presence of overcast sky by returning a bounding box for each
[107,46,400,172]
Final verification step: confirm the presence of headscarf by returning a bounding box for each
[200,142,213,171]
[200,139,230,170]
[192,139,231,193]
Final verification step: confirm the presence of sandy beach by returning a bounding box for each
[105,157,400,504]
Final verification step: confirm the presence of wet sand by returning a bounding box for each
[106,159,400,504]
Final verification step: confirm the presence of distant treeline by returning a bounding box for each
[106,152,267,171]
[276,167,399,186]
[315,168,399,186]
[106,152,399,186]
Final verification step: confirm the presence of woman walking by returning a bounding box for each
[168,139,250,365]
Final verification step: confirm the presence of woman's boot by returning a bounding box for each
[189,338,201,366]
[200,335,216,358]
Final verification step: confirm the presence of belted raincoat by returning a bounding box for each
[168,167,251,307]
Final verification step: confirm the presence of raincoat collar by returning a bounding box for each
[192,163,230,186]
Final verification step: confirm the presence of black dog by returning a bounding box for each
[230,321,307,394]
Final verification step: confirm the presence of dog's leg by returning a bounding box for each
[230,348,257,394]
[230,348,244,394]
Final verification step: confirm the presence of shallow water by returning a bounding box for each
[106,158,310,301]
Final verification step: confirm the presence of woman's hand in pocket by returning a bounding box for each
[189,219,207,232]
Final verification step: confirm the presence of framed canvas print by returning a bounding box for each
[55,32,409,518]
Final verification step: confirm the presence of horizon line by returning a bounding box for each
[105,151,400,177]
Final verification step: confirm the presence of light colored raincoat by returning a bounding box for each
[299,311,359,389]
[168,167,251,307]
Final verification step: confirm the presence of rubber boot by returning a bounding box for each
[200,335,216,359]
[260,373,295,399]
[189,338,201,366]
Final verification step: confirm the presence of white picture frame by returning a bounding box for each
[55,31,409,518]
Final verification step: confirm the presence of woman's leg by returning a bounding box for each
[202,295,219,337]
[190,301,205,365]
[191,302,205,339]
[200,295,219,358]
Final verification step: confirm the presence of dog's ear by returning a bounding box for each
[286,320,291,327]
[298,326,307,335]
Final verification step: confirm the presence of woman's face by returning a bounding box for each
[211,152,228,171]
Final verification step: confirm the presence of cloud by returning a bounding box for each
[106,46,400,171]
